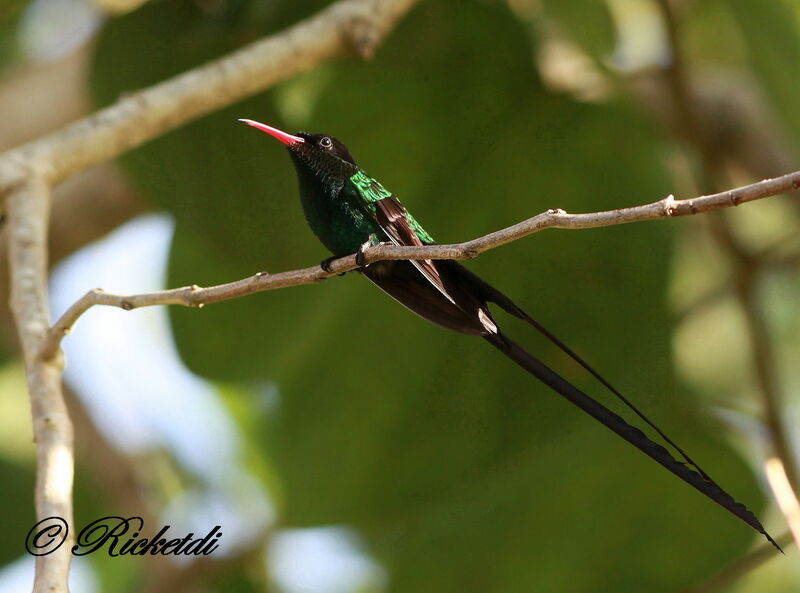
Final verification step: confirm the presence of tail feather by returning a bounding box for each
[363,259,779,550]
[444,261,711,481]
[484,330,782,553]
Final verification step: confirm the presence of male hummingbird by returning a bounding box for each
[240,118,779,550]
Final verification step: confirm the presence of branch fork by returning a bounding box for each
[0,2,422,592]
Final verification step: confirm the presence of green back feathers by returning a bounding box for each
[350,170,392,204]
[349,171,435,244]
[403,211,435,244]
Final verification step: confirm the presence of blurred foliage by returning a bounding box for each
[728,0,800,156]
[542,0,616,56]
[0,0,26,71]
[0,363,34,567]
[88,0,774,592]
[2,0,799,591]
[0,457,35,567]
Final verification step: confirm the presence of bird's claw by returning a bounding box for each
[320,256,342,275]
[320,257,334,273]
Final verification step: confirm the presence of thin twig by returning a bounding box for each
[0,0,421,197]
[766,457,800,549]
[39,170,800,361]
[0,4,422,593]
[0,165,146,353]
[7,176,75,593]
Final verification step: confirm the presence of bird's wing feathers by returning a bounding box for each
[349,171,466,310]
[361,261,490,335]
[370,197,458,305]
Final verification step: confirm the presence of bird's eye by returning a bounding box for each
[319,137,333,149]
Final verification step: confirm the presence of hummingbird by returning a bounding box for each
[240,118,779,551]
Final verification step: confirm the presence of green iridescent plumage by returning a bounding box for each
[349,170,392,204]
[348,171,435,244]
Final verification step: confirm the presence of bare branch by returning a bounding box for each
[39,170,800,361]
[0,0,421,197]
[0,5,422,592]
[7,177,75,592]
[0,166,147,355]
[766,457,800,549]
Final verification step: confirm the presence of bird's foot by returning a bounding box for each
[320,256,347,276]
[320,256,336,273]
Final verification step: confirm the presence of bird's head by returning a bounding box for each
[239,119,357,185]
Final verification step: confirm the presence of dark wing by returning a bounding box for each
[361,260,491,335]
[349,172,497,332]
[370,196,457,304]
[345,172,497,333]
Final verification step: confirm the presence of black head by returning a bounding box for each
[295,132,357,165]
[239,119,358,184]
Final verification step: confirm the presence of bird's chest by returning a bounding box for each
[299,185,384,256]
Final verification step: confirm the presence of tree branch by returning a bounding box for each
[0,0,421,198]
[765,457,800,549]
[0,4,422,593]
[0,165,147,355]
[7,176,75,593]
[39,170,800,361]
